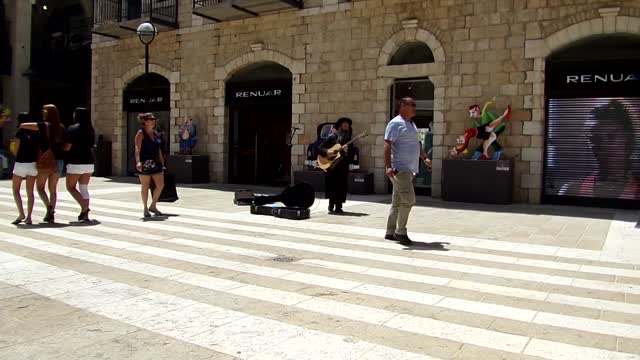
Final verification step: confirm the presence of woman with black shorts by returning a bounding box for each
[134,113,165,218]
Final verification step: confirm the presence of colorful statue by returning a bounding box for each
[178,118,197,155]
[450,98,511,160]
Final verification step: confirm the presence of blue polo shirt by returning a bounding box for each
[384,115,420,173]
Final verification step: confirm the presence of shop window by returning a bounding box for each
[389,42,435,66]
[543,35,640,207]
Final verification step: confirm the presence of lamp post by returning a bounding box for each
[136,22,157,75]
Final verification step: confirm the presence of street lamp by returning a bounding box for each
[136,22,157,75]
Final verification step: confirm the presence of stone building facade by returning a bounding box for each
[91,0,640,204]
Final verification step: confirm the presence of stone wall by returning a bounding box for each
[91,0,640,202]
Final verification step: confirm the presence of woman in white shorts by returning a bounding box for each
[11,113,39,225]
[63,108,95,222]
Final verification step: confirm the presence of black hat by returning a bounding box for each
[333,117,352,129]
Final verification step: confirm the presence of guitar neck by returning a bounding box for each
[343,133,365,146]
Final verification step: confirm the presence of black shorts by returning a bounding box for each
[137,160,163,176]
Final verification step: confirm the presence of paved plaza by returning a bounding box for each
[0,177,639,359]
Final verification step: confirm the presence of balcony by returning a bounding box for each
[193,0,303,22]
[93,0,178,38]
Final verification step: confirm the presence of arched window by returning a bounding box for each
[389,42,435,65]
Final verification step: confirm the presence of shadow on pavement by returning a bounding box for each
[329,212,369,217]
[406,242,450,251]
[68,220,102,227]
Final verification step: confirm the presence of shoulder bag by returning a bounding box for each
[37,123,57,174]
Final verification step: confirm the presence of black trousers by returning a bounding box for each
[325,160,349,207]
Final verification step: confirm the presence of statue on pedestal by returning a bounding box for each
[178,118,197,155]
[450,98,511,160]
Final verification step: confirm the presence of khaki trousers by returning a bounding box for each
[385,171,416,236]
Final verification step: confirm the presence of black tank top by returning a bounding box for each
[140,129,160,162]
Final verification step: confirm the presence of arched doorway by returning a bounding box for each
[226,62,292,185]
[389,42,435,195]
[123,73,170,175]
[543,34,640,207]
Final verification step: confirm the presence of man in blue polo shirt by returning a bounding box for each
[384,97,431,246]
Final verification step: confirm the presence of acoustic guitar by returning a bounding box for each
[316,131,368,171]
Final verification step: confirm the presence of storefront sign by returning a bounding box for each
[546,60,640,97]
[123,89,170,112]
[226,83,291,105]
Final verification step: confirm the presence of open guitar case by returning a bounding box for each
[233,183,315,220]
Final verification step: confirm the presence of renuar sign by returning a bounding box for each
[546,60,640,98]
[123,89,170,112]
[234,89,283,98]
[226,83,291,105]
[566,74,639,84]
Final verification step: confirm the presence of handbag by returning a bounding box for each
[150,172,179,203]
[37,124,56,174]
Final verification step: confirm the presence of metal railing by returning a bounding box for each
[93,0,178,27]
[193,0,223,7]
[193,0,303,9]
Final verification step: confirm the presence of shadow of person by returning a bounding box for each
[403,241,450,251]
[69,220,102,227]
[329,212,369,217]
[17,222,71,229]
[142,215,170,222]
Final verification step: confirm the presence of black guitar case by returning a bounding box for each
[250,204,310,220]
[252,182,315,209]
[246,182,315,220]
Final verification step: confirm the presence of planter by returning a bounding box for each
[442,159,514,205]
[167,154,209,183]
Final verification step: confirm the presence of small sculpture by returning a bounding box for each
[178,118,197,155]
[450,98,511,160]
[0,105,10,127]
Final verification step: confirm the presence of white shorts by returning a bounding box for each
[66,164,95,175]
[13,162,38,178]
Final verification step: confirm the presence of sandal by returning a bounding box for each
[144,210,151,218]
[24,218,32,225]
[78,209,90,222]
[149,207,163,216]
[43,206,53,223]
[11,216,25,225]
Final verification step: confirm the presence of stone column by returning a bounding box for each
[8,0,30,115]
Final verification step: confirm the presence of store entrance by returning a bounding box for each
[123,73,171,176]
[226,63,292,186]
[389,78,435,195]
[543,35,640,208]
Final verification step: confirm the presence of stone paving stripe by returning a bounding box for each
[1,195,636,285]
[299,258,640,315]
[1,199,636,297]
[2,208,640,315]
[4,224,640,343]
[0,252,438,360]
[0,243,619,358]
[79,195,615,263]
[532,311,640,339]
[0,189,614,265]
[524,338,640,360]
[46,203,640,293]
[71,197,640,273]
[4,211,640,315]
